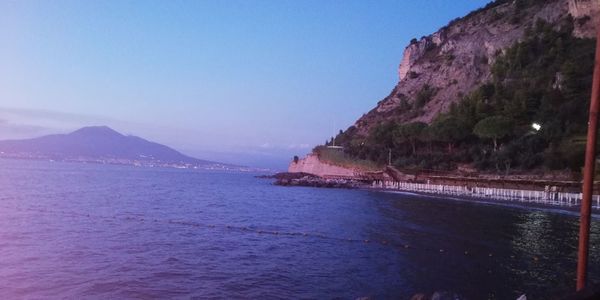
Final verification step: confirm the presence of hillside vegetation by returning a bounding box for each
[312,146,381,172]
[332,18,596,175]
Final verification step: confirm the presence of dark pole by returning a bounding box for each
[577,27,600,291]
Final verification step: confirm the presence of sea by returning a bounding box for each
[1,158,599,299]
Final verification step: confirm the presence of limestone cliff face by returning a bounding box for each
[569,0,600,37]
[288,154,356,177]
[354,0,598,135]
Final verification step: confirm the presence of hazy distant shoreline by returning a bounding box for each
[0,157,265,173]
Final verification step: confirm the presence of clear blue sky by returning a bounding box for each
[0,0,490,169]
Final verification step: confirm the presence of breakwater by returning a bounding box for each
[372,180,600,209]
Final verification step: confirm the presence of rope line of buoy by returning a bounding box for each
[0,205,548,263]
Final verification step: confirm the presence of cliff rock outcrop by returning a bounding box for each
[288,154,356,177]
[353,0,598,135]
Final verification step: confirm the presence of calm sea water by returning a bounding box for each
[1,159,599,299]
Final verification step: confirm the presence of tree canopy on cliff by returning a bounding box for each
[473,116,514,151]
[331,18,596,175]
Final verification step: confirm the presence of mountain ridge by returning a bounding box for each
[0,126,243,170]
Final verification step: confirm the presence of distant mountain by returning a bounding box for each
[0,126,243,170]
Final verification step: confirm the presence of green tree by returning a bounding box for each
[414,85,437,109]
[419,125,436,153]
[366,122,398,164]
[394,122,427,154]
[430,116,470,153]
[473,116,514,151]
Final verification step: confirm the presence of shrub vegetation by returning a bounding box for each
[330,19,596,173]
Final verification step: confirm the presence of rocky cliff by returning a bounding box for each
[353,0,599,135]
[288,153,357,177]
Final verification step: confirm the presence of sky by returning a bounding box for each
[0,0,491,170]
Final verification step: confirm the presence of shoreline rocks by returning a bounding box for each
[258,172,365,189]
